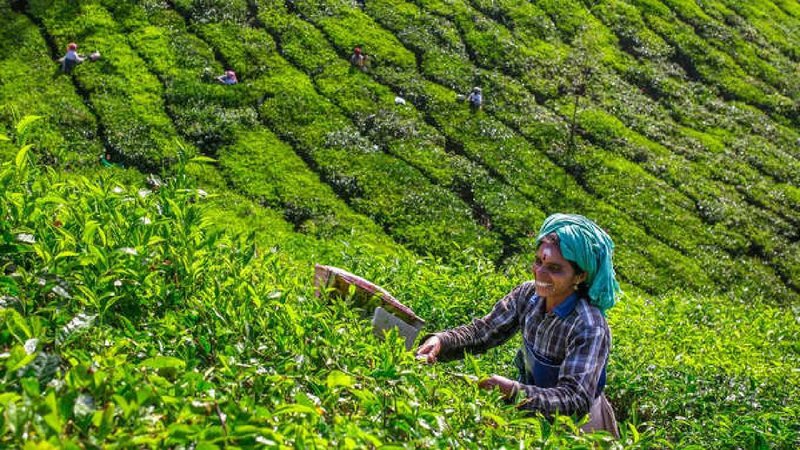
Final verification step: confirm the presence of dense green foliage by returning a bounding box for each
[3,129,798,448]
[2,0,800,447]
[0,10,102,166]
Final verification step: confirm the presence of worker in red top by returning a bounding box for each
[58,42,84,74]
[350,47,368,71]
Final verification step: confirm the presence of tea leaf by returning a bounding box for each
[15,115,43,137]
[274,404,319,416]
[140,356,186,370]
[326,370,354,388]
[15,145,32,170]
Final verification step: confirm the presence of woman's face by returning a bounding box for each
[532,241,585,304]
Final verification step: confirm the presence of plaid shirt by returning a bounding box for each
[434,281,610,417]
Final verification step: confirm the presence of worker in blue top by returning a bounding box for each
[417,213,621,437]
[216,70,238,85]
[466,86,483,111]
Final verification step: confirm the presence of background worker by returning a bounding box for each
[466,86,483,110]
[217,70,238,85]
[58,42,84,74]
[350,46,368,71]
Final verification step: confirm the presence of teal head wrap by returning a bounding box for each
[535,213,621,314]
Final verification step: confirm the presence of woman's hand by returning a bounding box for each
[478,374,518,398]
[415,335,442,363]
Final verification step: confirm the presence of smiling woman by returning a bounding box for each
[532,233,587,310]
[416,213,621,438]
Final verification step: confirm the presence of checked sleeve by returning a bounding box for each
[433,282,536,362]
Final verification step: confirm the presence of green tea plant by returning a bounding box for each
[272,0,705,295]
[97,0,397,250]
[630,0,794,117]
[253,2,548,260]
[1,125,644,447]
[362,0,799,301]
[3,127,797,447]
[3,0,800,446]
[584,1,800,231]
[286,0,798,305]
[716,0,800,61]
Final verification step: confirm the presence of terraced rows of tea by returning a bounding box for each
[1,0,799,448]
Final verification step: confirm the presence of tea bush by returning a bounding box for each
[369,0,799,301]
[302,0,799,303]
[628,0,794,118]
[661,0,795,94]
[586,1,800,228]
[3,0,800,446]
[717,0,800,61]
[96,0,394,249]
[217,129,397,245]
[2,128,799,448]
[0,139,619,447]
[281,0,708,295]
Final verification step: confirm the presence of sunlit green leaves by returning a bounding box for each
[326,370,355,389]
[2,0,800,448]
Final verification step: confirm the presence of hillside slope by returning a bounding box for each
[4,0,799,302]
[2,0,800,447]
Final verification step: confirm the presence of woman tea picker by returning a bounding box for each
[416,213,621,437]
